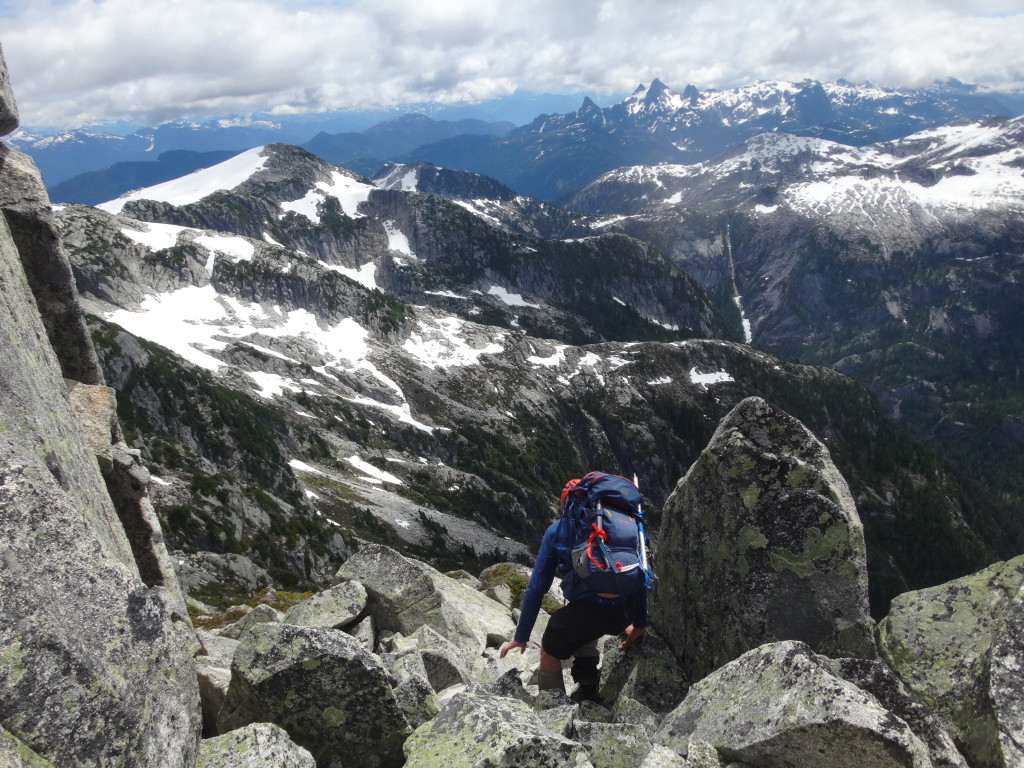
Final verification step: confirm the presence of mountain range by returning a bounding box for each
[565,115,1024,546]
[16,77,1024,201]
[395,77,1024,199]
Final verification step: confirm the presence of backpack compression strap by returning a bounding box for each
[585,523,611,570]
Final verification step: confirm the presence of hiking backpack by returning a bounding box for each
[558,472,656,597]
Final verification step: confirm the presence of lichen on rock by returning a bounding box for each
[877,554,1024,768]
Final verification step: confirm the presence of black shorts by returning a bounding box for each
[541,596,634,660]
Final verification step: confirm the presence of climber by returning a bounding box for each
[499,474,649,700]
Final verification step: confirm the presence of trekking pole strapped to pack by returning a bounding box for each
[634,474,653,590]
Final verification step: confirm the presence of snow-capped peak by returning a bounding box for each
[626,78,686,115]
[97,146,269,214]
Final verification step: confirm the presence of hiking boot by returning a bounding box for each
[571,682,601,704]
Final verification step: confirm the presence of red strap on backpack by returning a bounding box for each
[586,523,608,569]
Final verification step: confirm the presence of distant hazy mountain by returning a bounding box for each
[5,90,593,188]
[302,113,514,177]
[16,112,515,198]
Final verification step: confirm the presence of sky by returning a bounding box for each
[2,0,1024,129]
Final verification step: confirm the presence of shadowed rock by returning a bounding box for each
[218,622,410,768]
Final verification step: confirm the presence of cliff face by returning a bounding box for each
[0,46,201,767]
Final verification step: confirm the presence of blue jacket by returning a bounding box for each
[513,519,649,644]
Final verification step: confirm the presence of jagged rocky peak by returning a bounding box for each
[625,77,685,114]
[577,95,603,118]
[644,77,671,102]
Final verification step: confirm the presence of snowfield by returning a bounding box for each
[98,146,269,214]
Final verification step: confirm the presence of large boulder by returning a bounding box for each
[333,544,517,654]
[655,641,935,768]
[651,396,875,682]
[878,555,1024,768]
[283,580,367,629]
[218,622,410,768]
[403,690,594,768]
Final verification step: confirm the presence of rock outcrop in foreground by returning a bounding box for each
[1,44,201,768]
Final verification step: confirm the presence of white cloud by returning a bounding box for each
[2,0,1023,128]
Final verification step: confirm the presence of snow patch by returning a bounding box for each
[383,220,415,257]
[106,286,371,374]
[402,316,504,369]
[120,222,187,251]
[247,371,302,399]
[321,260,377,290]
[280,170,374,222]
[690,368,735,388]
[289,459,324,475]
[527,345,568,367]
[488,286,540,308]
[345,455,402,485]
